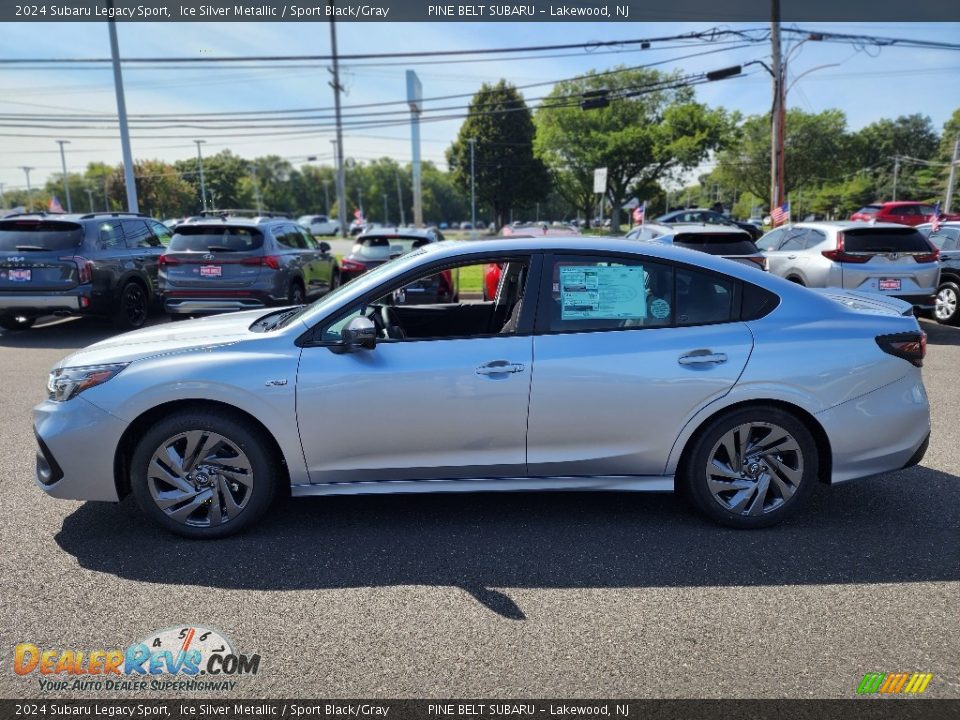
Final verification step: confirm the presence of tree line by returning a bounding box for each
[4,66,958,229]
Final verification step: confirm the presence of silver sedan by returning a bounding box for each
[34,237,931,537]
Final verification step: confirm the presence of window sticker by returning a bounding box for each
[559,265,647,320]
[650,298,671,319]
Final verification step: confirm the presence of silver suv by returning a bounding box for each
[757,222,940,309]
[626,223,768,271]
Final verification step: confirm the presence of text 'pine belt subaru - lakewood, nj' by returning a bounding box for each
[34,237,930,538]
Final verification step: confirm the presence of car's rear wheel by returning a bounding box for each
[934,281,960,325]
[289,280,306,305]
[114,282,148,330]
[0,314,36,331]
[681,406,818,528]
[130,410,278,538]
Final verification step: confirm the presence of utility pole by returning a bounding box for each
[56,140,72,212]
[323,180,330,215]
[103,176,110,211]
[20,167,34,211]
[0,183,5,209]
[383,193,389,225]
[107,4,138,213]
[85,188,94,212]
[194,140,208,211]
[945,137,959,213]
[328,8,348,239]
[468,137,477,236]
[770,0,783,214]
[396,173,405,226]
[892,156,900,201]
[250,165,263,214]
[357,186,364,219]
[407,70,424,226]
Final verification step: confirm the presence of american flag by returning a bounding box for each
[632,200,646,225]
[930,201,941,232]
[48,195,65,213]
[771,201,791,226]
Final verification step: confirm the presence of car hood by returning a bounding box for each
[55,309,273,369]
[809,288,913,317]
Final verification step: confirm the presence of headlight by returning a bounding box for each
[47,363,129,402]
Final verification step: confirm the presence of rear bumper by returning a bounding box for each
[0,291,88,317]
[816,372,930,484]
[162,289,279,315]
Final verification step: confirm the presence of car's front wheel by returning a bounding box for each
[130,410,278,538]
[934,281,960,325]
[681,406,818,528]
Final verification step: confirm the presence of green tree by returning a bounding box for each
[534,67,732,230]
[447,80,550,229]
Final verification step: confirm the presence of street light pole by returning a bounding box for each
[107,5,138,213]
[383,193,388,225]
[892,155,900,202]
[20,166,35,212]
[946,137,959,213]
[323,180,330,215]
[396,173,405,226]
[769,0,783,214]
[328,9,348,239]
[250,165,263,214]
[85,188,95,212]
[194,139,208,212]
[468,137,477,236]
[56,140,72,212]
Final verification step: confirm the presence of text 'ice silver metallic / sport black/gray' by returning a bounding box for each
[33,237,931,538]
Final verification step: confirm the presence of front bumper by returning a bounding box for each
[33,396,129,502]
[816,372,930,484]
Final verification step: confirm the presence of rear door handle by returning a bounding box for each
[786,255,797,259]
[476,360,525,376]
[678,352,728,366]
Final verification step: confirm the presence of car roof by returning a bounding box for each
[917,221,960,229]
[0,211,148,223]
[877,201,929,208]
[177,216,287,228]
[643,222,750,236]
[357,227,436,239]
[785,220,920,231]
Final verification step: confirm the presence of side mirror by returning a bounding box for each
[319,241,331,253]
[340,316,376,351]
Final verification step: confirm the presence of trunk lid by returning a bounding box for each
[838,226,939,295]
[0,219,86,292]
[161,224,265,288]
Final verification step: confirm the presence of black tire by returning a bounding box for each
[113,282,149,330]
[130,409,278,539]
[934,281,960,326]
[288,280,306,305]
[0,315,36,331]
[329,271,341,292]
[786,276,805,286]
[680,406,818,529]
[169,314,191,322]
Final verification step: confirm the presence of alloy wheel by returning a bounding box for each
[124,284,147,327]
[705,422,804,516]
[935,286,957,322]
[146,430,254,527]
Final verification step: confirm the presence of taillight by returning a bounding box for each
[241,255,280,270]
[743,255,769,271]
[60,255,93,284]
[158,254,179,267]
[340,258,366,272]
[876,331,926,367]
[822,232,871,263]
[914,244,939,263]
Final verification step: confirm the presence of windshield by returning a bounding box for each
[352,235,428,260]
[0,220,84,251]
[854,206,882,215]
[169,226,264,252]
[271,248,430,330]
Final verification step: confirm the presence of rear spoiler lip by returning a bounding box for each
[808,288,914,316]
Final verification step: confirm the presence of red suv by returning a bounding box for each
[850,201,960,227]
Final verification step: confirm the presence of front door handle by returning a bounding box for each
[678,351,728,366]
[476,360,525,376]
[786,255,797,259]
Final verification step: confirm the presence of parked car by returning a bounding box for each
[35,236,930,538]
[756,221,939,310]
[849,201,960,226]
[653,208,764,241]
[485,224,582,299]
[339,228,444,284]
[917,221,960,324]
[626,223,768,272]
[297,214,340,236]
[158,217,338,317]
[0,211,173,331]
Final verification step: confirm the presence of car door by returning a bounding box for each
[121,219,163,296]
[526,252,753,478]
[930,227,960,274]
[297,225,332,294]
[93,220,132,298]
[295,254,540,483]
[757,227,794,277]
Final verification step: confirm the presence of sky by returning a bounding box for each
[0,20,958,201]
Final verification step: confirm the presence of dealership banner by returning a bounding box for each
[1,0,958,23]
[2,700,958,719]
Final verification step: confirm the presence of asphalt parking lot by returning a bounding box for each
[0,314,957,699]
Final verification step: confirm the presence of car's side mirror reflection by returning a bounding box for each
[340,316,377,351]
[319,241,331,253]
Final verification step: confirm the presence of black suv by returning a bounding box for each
[0,212,172,331]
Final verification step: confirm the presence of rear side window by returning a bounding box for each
[0,220,83,251]
[755,227,786,251]
[928,228,959,251]
[98,220,125,250]
[673,232,758,256]
[122,220,160,248]
[169,226,264,252]
[843,228,932,253]
[353,235,428,259]
[275,226,307,250]
[676,267,735,326]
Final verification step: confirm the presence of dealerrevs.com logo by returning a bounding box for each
[14,625,261,693]
[856,672,934,695]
